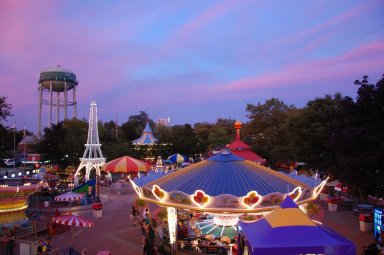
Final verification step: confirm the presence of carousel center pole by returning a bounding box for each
[167,207,177,244]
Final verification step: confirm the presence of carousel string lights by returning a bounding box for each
[130,149,327,242]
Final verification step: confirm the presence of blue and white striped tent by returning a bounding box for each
[132,122,158,145]
[143,151,308,197]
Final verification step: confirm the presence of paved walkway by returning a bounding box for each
[46,184,375,255]
[51,184,144,255]
[319,199,375,255]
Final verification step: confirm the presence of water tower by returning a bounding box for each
[37,66,78,135]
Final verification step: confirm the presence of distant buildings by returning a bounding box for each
[156,117,170,127]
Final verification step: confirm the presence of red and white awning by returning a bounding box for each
[54,192,84,202]
[52,215,93,227]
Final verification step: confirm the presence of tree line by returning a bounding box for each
[1,74,383,198]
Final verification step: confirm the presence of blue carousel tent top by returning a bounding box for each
[132,122,158,145]
[284,171,322,188]
[238,196,356,255]
[133,171,172,187]
[143,150,308,197]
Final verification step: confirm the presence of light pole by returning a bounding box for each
[13,123,16,170]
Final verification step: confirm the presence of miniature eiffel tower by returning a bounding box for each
[75,101,105,181]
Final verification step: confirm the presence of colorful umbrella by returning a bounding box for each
[52,214,94,227]
[54,191,84,202]
[101,156,150,173]
[167,154,188,163]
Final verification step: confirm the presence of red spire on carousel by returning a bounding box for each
[226,121,266,164]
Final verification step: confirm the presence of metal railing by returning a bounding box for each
[0,239,80,255]
[159,233,236,255]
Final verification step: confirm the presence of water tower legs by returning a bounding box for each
[49,81,53,129]
[37,83,43,136]
[73,85,77,118]
[56,92,60,124]
[64,81,68,119]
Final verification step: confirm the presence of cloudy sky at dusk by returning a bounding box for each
[1,0,383,133]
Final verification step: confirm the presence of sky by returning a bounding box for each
[0,0,383,134]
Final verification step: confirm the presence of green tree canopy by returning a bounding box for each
[120,111,151,142]
[0,96,13,122]
[246,98,295,166]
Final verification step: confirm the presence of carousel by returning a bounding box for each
[0,181,42,233]
[129,149,327,248]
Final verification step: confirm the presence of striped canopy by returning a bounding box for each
[148,152,307,196]
[101,156,150,173]
[167,153,188,163]
[52,214,94,227]
[54,191,84,202]
[132,122,158,145]
[238,196,356,255]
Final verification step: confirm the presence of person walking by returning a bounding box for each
[131,205,140,226]
[142,207,150,220]
[140,219,149,245]
[143,238,153,255]
[36,240,44,254]
[44,236,53,253]
[4,230,15,255]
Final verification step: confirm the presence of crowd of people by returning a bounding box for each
[36,236,53,254]
[1,230,15,255]
[131,204,159,255]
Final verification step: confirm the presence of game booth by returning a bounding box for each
[238,196,356,255]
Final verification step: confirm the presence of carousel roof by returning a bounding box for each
[132,122,158,145]
[133,171,172,187]
[143,151,308,197]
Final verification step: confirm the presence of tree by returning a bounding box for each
[120,111,150,142]
[59,118,88,166]
[0,96,12,122]
[246,98,295,166]
[208,127,230,150]
[101,120,119,142]
[330,75,384,198]
[0,96,13,161]
[36,123,66,164]
[194,122,212,154]
[152,125,173,159]
[168,124,200,157]
[287,94,345,172]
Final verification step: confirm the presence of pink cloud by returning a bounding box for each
[213,40,384,95]
[164,1,237,48]
[239,1,376,63]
